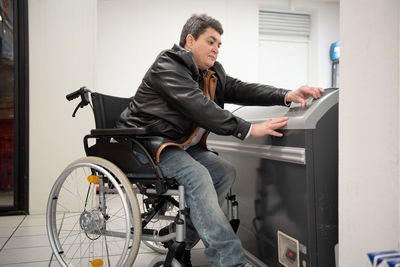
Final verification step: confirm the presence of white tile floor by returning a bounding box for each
[0,214,210,266]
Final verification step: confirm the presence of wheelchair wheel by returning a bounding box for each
[148,255,182,267]
[142,195,179,254]
[46,156,142,267]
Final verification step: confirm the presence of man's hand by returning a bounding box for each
[286,85,324,108]
[250,117,289,137]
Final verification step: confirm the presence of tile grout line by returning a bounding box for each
[0,215,27,252]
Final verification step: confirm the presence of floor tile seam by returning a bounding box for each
[10,234,48,238]
[0,222,18,226]
[0,226,20,229]
[6,234,48,238]
[0,258,53,266]
[1,244,52,250]
[0,216,27,252]
[0,216,26,221]
[14,225,47,228]
[19,224,47,227]
[49,251,55,266]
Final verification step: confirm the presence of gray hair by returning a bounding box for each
[179,14,224,47]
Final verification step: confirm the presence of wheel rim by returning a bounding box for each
[47,159,139,267]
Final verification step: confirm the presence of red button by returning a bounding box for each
[286,249,296,261]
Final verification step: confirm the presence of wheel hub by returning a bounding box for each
[79,209,105,234]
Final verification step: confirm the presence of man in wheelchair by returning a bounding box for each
[116,14,323,267]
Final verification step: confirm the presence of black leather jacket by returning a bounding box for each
[117,44,289,160]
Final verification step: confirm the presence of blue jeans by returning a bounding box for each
[158,145,250,267]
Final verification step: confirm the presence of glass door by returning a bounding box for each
[0,0,28,214]
[0,0,14,207]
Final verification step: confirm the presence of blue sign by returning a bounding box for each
[330,41,340,61]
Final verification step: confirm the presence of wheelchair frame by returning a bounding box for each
[46,87,239,267]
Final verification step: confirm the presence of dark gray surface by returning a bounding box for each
[209,89,338,267]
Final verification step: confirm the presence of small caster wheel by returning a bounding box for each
[148,255,182,267]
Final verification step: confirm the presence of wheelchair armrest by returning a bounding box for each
[90,127,147,136]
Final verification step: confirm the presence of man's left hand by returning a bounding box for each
[285,85,324,108]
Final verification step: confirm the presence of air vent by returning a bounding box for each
[259,10,310,39]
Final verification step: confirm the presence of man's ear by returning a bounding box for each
[185,34,194,50]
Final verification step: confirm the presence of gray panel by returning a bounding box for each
[232,88,338,129]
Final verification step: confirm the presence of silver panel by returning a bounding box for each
[207,140,306,165]
[233,89,338,129]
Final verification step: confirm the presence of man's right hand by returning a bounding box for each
[250,117,289,137]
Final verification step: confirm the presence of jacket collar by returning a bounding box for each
[172,44,200,79]
[171,44,223,80]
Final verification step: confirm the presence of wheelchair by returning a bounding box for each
[46,87,240,267]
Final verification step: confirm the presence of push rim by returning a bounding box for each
[46,157,141,267]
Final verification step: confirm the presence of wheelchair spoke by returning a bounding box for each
[84,183,94,210]
[47,158,142,267]
[59,185,86,208]
[55,201,74,214]
[103,207,125,224]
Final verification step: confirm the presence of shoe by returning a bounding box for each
[180,250,192,267]
[174,248,192,267]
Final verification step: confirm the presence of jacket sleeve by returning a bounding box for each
[147,51,250,140]
[224,75,289,106]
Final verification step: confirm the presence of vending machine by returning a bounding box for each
[208,88,339,267]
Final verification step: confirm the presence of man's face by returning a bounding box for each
[185,27,221,70]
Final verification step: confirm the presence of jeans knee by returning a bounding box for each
[183,164,214,191]
[220,161,236,187]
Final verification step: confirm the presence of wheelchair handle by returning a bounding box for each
[66,86,92,117]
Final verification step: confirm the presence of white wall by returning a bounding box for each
[96,0,260,96]
[258,0,339,87]
[314,2,340,87]
[97,0,339,97]
[29,0,97,213]
[339,0,400,265]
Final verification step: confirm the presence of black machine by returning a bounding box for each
[208,88,338,267]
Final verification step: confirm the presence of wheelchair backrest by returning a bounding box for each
[87,92,167,192]
[91,93,132,129]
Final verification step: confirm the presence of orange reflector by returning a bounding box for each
[87,175,100,184]
[91,259,103,267]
